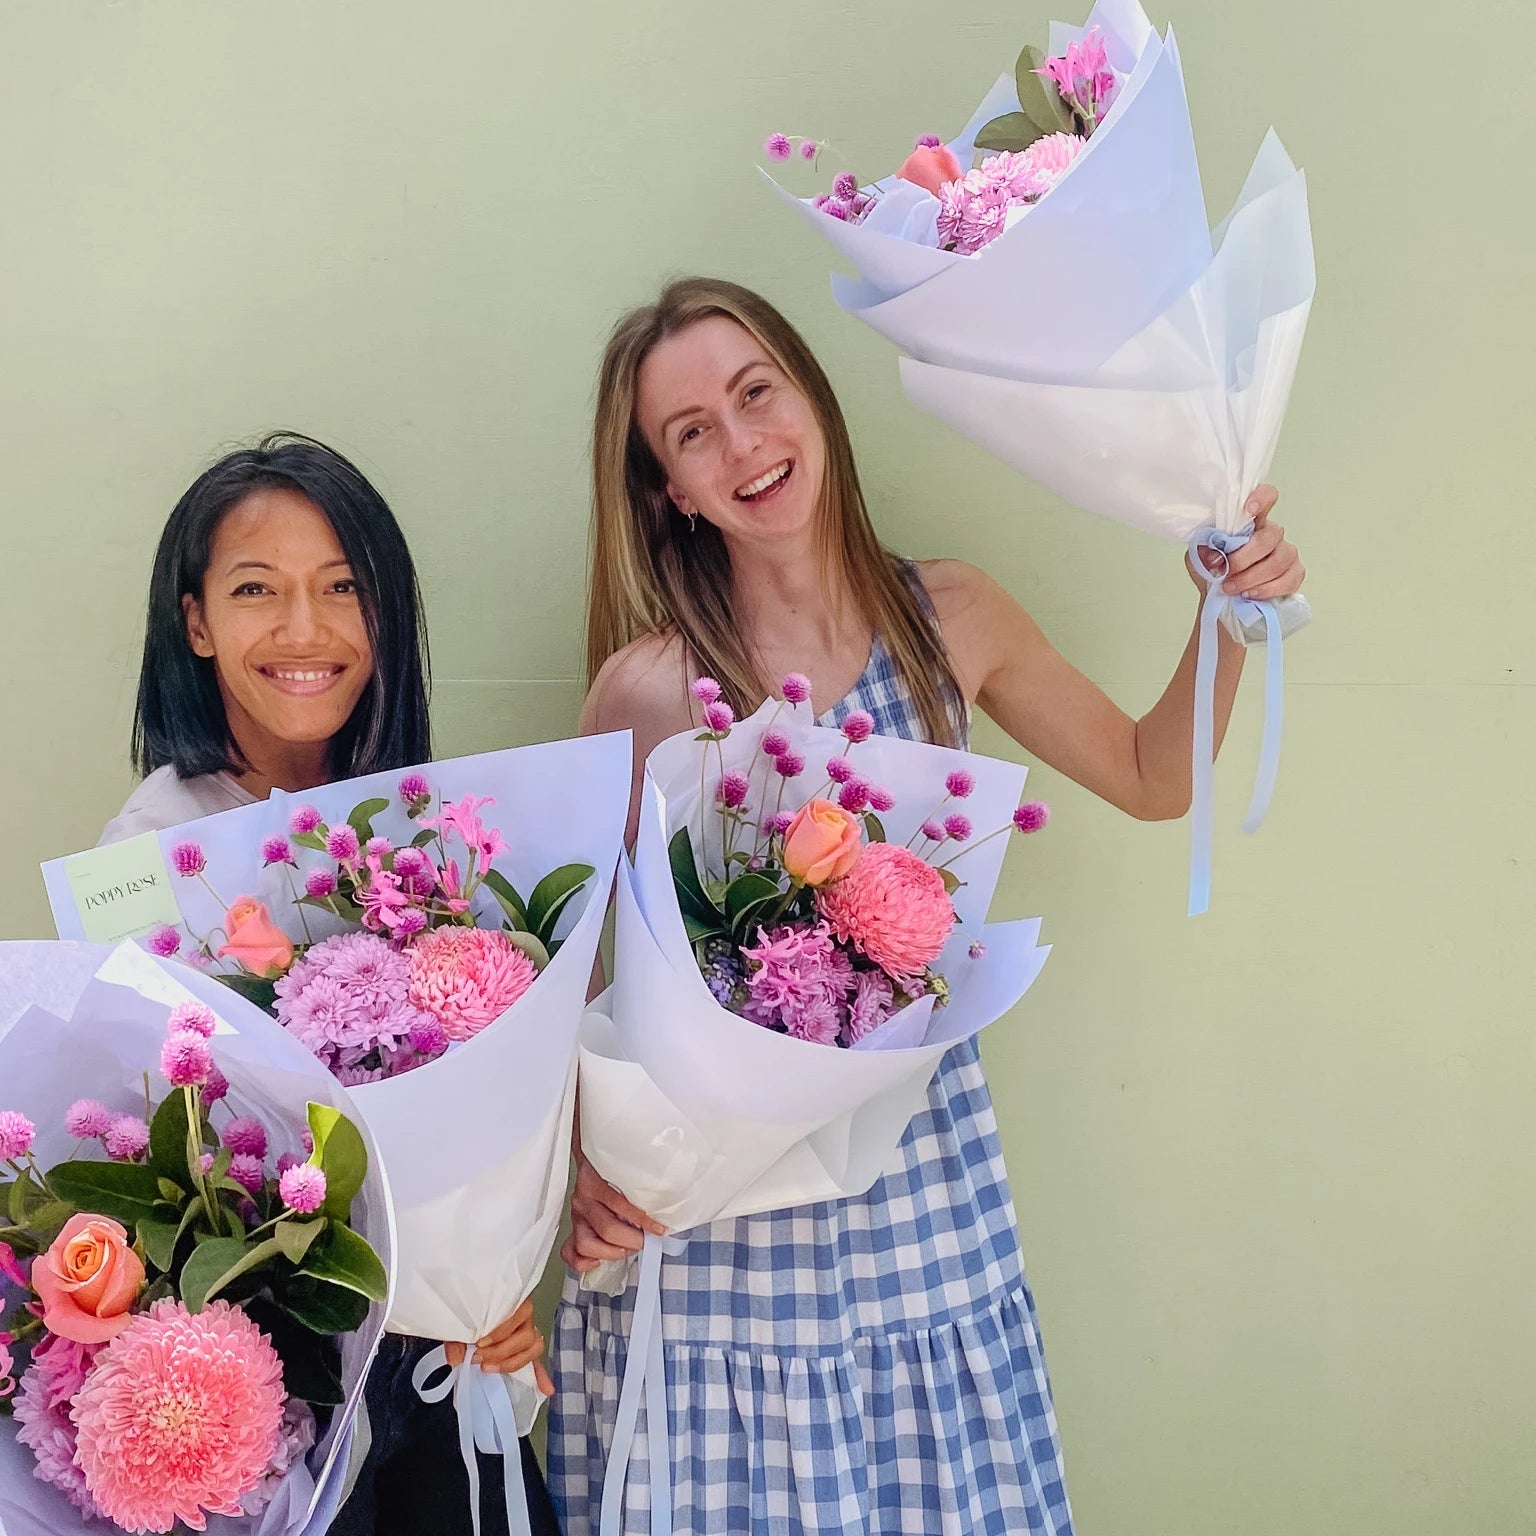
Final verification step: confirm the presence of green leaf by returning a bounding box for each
[26,1201,75,1243]
[937,867,963,896]
[156,1176,185,1203]
[138,1215,181,1273]
[179,1236,252,1311]
[682,912,727,944]
[140,1274,175,1308]
[300,1222,388,1303]
[527,863,595,944]
[175,1193,208,1246]
[291,831,328,853]
[215,971,279,1014]
[274,1218,327,1264]
[7,1176,34,1226]
[725,872,780,921]
[210,1147,233,1182]
[277,1275,372,1336]
[972,111,1050,154]
[346,797,391,844]
[305,1104,368,1222]
[410,827,438,848]
[483,868,530,931]
[668,829,718,918]
[148,1087,196,1187]
[1014,43,1075,135]
[47,1161,162,1226]
[504,930,551,972]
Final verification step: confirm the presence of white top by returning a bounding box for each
[99,766,261,846]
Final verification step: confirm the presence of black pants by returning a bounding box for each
[332,1334,561,1536]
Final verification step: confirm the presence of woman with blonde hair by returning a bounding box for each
[551,278,1305,1534]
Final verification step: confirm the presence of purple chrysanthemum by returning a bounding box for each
[781,673,812,704]
[0,1110,36,1160]
[867,785,896,814]
[65,1098,113,1140]
[161,1031,213,1088]
[774,752,805,779]
[945,769,975,799]
[761,729,790,758]
[844,969,895,1046]
[943,813,973,843]
[305,869,338,899]
[703,701,735,734]
[103,1114,149,1161]
[279,1164,327,1214]
[1013,801,1051,833]
[170,841,206,877]
[168,1000,217,1038]
[325,825,361,863]
[223,1116,268,1159]
[146,924,182,959]
[289,805,323,835]
[261,836,295,867]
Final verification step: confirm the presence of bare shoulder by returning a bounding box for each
[580,631,695,751]
[913,558,1044,699]
[912,558,999,623]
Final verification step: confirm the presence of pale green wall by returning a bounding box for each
[2,2,1531,1530]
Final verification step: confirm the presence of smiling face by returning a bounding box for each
[635,314,828,550]
[183,487,373,770]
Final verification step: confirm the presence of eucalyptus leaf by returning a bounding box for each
[1015,43,1075,135]
[973,111,1050,155]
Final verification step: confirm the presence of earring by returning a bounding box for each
[685,510,697,533]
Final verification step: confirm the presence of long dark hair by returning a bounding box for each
[133,432,431,781]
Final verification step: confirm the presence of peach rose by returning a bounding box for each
[896,143,964,197]
[32,1214,145,1344]
[781,799,863,886]
[218,897,295,974]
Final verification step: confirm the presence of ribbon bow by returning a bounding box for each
[1187,524,1286,916]
[412,1343,532,1536]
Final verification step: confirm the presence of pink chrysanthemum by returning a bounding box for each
[690,677,722,704]
[169,1000,217,1038]
[71,1299,285,1533]
[104,1115,150,1162]
[408,927,538,1043]
[65,1098,113,1140]
[921,820,946,843]
[774,752,805,779]
[717,771,751,809]
[261,836,295,868]
[305,869,338,899]
[171,841,207,877]
[223,1116,268,1159]
[840,709,875,743]
[0,1110,36,1160]
[816,842,956,981]
[202,1066,230,1106]
[761,729,790,758]
[844,969,896,1046]
[781,673,812,704]
[398,772,431,803]
[334,1063,386,1087]
[838,779,871,813]
[703,700,735,734]
[945,768,975,799]
[944,813,973,843]
[867,785,896,814]
[161,1031,213,1088]
[228,1154,266,1195]
[13,1334,104,1517]
[1013,801,1051,833]
[288,804,323,835]
[279,1164,327,1214]
[826,756,854,784]
[325,825,361,864]
[147,924,183,958]
[764,132,792,161]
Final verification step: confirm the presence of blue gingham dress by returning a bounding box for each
[550,598,1073,1535]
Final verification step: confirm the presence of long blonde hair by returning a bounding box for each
[586,276,964,746]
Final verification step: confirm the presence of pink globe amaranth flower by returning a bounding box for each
[764,132,792,161]
[867,785,896,814]
[202,1065,230,1106]
[65,1098,114,1140]
[812,193,830,210]
[0,1110,35,1160]
[366,835,393,858]
[921,820,946,844]
[275,1151,303,1178]
[408,1014,449,1058]
[72,1298,286,1533]
[392,846,430,880]
[199,1152,216,1175]
[761,728,790,758]
[774,751,805,780]
[1014,800,1051,833]
[798,137,819,161]
[261,835,295,867]
[781,673,812,704]
[409,926,539,1043]
[288,804,323,835]
[147,923,183,958]
[816,842,956,981]
[395,908,429,937]
[945,768,975,799]
[161,1030,213,1088]
[832,170,859,201]
[398,772,431,803]
[838,779,871,814]
[717,771,752,809]
[300,1128,313,1155]
[169,999,218,1038]
[279,1164,327,1214]
[325,824,361,864]
[840,709,875,744]
[826,756,854,785]
[944,813,973,843]
[223,1115,268,1160]
[171,840,207,877]
[228,1154,266,1195]
[763,810,795,837]
[305,868,338,899]
[690,676,722,705]
[916,133,943,149]
[703,700,735,734]
[968,940,987,959]
[13,1334,105,1517]
[104,1115,150,1162]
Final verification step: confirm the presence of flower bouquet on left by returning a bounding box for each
[0,938,394,1536]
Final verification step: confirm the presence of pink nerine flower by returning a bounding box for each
[169,1000,217,1038]
[0,1332,12,1400]
[72,1299,286,1533]
[0,1110,35,1160]
[740,921,853,1045]
[359,856,413,933]
[13,1334,104,1517]
[147,923,183,958]
[171,840,207,877]
[816,842,956,981]
[279,1164,327,1214]
[65,1098,114,1140]
[408,927,539,1043]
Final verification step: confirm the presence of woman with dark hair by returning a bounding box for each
[99,433,558,1536]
